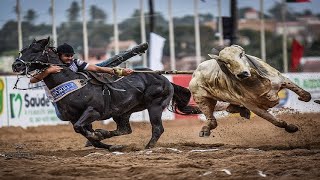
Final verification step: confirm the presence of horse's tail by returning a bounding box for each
[169,83,202,115]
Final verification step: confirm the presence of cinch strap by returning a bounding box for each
[50,79,87,102]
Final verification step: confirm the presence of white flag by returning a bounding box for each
[149,33,166,70]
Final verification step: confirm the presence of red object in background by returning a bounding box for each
[172,75,199,119]
[291,39,304,72]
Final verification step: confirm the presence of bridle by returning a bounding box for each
[13,48,67,90]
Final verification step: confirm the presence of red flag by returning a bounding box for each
[291,39,304,72]
[286,0,310,3]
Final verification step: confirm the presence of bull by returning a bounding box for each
[189,45,311,137]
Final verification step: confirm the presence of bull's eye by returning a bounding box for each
[239,53,243,59]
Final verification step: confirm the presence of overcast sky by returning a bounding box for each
[0,0,319,28]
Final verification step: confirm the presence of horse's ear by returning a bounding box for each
[38,37,50,48]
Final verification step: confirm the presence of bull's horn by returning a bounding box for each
[208,54,219,59]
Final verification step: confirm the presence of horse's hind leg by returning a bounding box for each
[247,105,298,133]
[73,106,112,149]
[145,98,168,149]
[94,114,132,139]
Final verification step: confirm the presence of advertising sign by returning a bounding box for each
[3,76,67,127]
[280,73,320,112]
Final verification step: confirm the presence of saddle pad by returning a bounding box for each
[50,79,87,102]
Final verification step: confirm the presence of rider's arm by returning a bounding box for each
[30,65,63,83]
[86,64,134,76]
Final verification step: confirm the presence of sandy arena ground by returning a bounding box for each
[0,112,320,179]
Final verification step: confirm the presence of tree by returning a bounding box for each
[89,5,107,23]
[67,1,80,22]
[268,2,296,21]
[23,9,38,24]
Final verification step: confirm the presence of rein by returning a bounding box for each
[14,49,67,90]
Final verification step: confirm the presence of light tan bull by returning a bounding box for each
[189,45,311,137]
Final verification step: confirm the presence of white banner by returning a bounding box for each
[149,32,166,70]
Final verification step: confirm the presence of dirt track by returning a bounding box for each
[0,113,320,179]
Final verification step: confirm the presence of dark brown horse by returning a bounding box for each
[12,37,200,150]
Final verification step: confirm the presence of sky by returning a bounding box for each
[0,0,319,28]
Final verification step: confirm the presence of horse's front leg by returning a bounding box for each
[73,106,112,149]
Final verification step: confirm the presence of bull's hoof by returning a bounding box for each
[285,124,299,133]
[240,108,251,119]
[199,127,211,137]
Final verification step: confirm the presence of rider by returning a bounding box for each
[30,43,134,119]
[30,43,133,83]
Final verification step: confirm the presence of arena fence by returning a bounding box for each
[1,73,319,128]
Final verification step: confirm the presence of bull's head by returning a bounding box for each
[12,37,50,74]
[211,45,251,80]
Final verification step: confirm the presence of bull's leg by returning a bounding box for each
[226,104,251,119]
[145,97,166,149]
[282,77,311,102]
[247,105,298,133]
[194,96,218,137]
[73,106,112,149]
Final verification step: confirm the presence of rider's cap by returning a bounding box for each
[57,43,75,54]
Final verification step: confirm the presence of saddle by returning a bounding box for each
[80,71,119,86]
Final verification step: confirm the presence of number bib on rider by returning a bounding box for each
[50,79,87,102]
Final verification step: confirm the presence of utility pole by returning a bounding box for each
[230,0,237,45]
[148,0,154,33]
[217,0,223,46]
[140,0,147,67]
[16,0,22,50]
[282,0,288,73]
[168,0,176,70]
[194,0,201,66]
[51,0,57,47]
[82,0,88,60]
[113,0,119,56]
[260,0,266,61]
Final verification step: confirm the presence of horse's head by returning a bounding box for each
[216,45,251,80]
[12,37,52,75]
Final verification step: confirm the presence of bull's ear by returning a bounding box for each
[32,39,36,43]
[208,54,219,59]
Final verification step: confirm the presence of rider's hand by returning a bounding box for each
[46,65,63,74]
[122,68,134,76]
[113,67,134,76]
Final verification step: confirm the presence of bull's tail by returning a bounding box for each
[169,83,202,115]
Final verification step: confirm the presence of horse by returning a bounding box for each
[12,37,200,150]
[189,45,312,137]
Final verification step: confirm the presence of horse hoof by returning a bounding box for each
[109,145,125,152]
[285,124,298,133]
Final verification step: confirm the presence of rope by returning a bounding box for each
[133,70,194,74]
